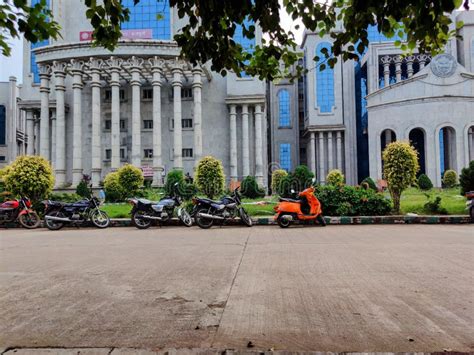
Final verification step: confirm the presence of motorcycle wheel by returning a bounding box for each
[316,214,327,227]
[277,214,291,228]
[239,207,252,227]
[132,210,152,229]
[18,211,41,229]
[178,208,193,227]
[195,208,214,229]
[91,210,110,228]
[45,211,66,231]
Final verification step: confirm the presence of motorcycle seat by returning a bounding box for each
[279,197,300,203]
[137,198,153,205]
[46,200,65,207]
[199,198,223,205]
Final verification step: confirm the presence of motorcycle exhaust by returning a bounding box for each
[45,215,72,222]
[142,215,166,220]
[281,215,293,221]
[197,212,225,220]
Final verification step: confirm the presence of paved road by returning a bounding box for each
[0,225,473,353]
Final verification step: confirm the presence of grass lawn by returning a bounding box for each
[101,187,468,218]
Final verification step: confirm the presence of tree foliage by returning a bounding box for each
[326,169,345,187]
[417,173,433,191]
[194,156,225,199]
[117,164,144,197]
[442,169,458,188]
[1,0,469,80]
[459,160,474,195]
[382,141,419,214]
[271,169,288,195]
[103,171,125,202]
[240,176,265,199]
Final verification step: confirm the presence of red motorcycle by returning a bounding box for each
[0,197,40,229]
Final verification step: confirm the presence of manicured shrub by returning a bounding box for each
[315,185,392,216]
[382,141,419,213]
[460,160,474,195]
[241,176,265,199]
[195,156,225,199]
[103,172,124,202]
[271,169,288,195]
[326,169,345,186]
[117,164,144,197]
[417,174,433,191]
[361,177,377,191]
[293,165,315,191]
[2,155,55,202]
[442,169,457,188]
[165,169,184,196]
[76,174,92,198]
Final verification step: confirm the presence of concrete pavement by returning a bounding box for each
[0,225,473,353]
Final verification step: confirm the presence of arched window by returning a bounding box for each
[278,89,291,127]
[122,0,171,40]
[0,105,5,145]
[280,143,291,172]
[315,42,335,113]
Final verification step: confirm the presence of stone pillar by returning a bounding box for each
[368,129,380,181]
[318,131,325,183]
[418,54,428,69]
[172,66,183,169]
[128,56,144,167]
[394,55,402,82]
[468,128,474,162]
[8,76,18,161]
[425,130,437,186]
[26,110,35,155]
[34,115,40,154]
[70,59,84,186]
[192,67,203,166]
[51,111,56,168]
[52,61,67,186]
[406,56,415,77]
[89,58,103,187]
[149,57,164,186]
[309,132,316,175]
[254,104,264,185]
[381,56,391,87]
[327,131,334,171]
[107,57,122,171]
[229,104,238,181]
[241,104,250,177]
[336,131,343,171]
[38,64,51,160]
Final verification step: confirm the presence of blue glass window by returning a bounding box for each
[233,18,256,77]
[280,144,291,172]
[0,105,5,145]
[30,0,50,84]
[122,0,171,40]
[278,89,291,127]
[315,42,335,113]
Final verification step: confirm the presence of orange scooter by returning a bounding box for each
[273,186,326,228]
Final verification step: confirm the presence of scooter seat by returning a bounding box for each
[279,197,300,203]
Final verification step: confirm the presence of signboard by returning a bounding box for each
[79,29,153,42]
[141,166,154,178]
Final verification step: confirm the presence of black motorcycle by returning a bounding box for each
[129,182,193,229]
[43,196,110,230]
[192,187,252,229]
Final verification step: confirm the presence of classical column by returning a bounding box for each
[52,61,67,186]
[172,65,183,169]
[108,57,123,171]
[192,67,203,166]
[128,56,144,167]
[381,56,391,88]
[309,132,316,174]
[318,131,325,183]
[26,110,35,155]
[394,55,403,82]
[70,59,84,186]
[254,104,264,185]
[327,131,334,171]
[149,57,164,186]
[50,111,56,168]
[425,130,437,186]
[385,129,392,146]
[406,56,415,78]
[336,131,343,170]
[229,104,238,181]
[34,115,40,154]
[241,104,250,177]
[89,58,103,187]
[38,64,51,160]
[418,54,428,69]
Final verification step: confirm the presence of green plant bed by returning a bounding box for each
[102,203,132,218]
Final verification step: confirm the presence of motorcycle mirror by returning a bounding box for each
[312,178,316,183]
[291,189,295,194]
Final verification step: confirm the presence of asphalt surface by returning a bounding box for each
[0,225,473,353]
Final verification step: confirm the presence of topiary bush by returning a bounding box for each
[293,165,315,191]
[117,164,144,198]
[241,176,265,199]
[417,174,433,191]
[442,169,457,188]
[326,169,345,186]
[315,185,392,216]
[382,141,419,213]
[2,155,55,202]
[103,171,124,202]
[165,169,184,196]
[361,177,377,191]
[271,169,288,195]
[460,160,474,195]
[195,156,225,199]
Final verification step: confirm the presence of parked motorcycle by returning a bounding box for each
[0,196,40,229]
[274,186,326,228]
[129,182,193,229]
[466,191,474,222]
[43,196,110,230]
[192,187,252,229]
